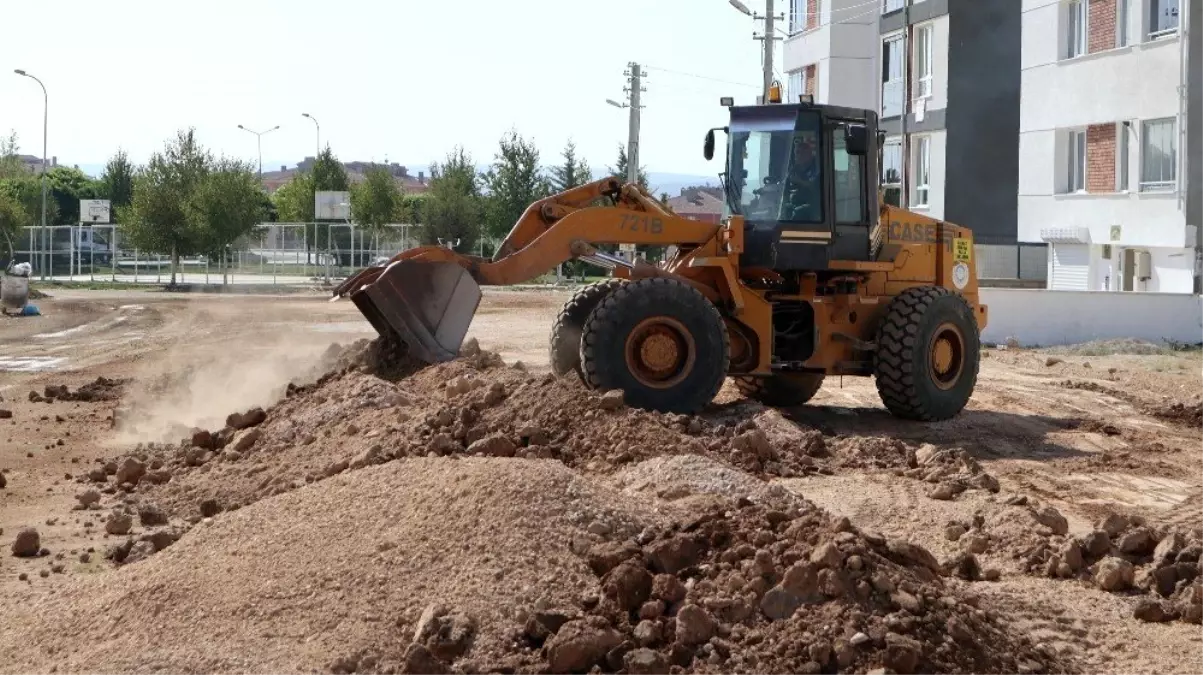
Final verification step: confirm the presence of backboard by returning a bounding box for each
[315,191,351,221]
[80,199,111,224]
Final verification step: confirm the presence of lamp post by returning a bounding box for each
[14,69,48,280]
[236,124,280,181]
[729,0,782,103]
[301,113,320,157]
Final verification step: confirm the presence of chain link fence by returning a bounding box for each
[9,222,423,286]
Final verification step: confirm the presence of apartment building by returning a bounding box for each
[783,0,1035,280]
[1019,0,1199,293]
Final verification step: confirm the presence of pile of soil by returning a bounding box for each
[29,377,127,403]
[1060,380,1203,429]
[1018,512,1201,624]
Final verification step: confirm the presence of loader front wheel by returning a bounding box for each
[734,373,825,407]
[874,286,980,421]
[580,278,729,414]
[549,278,626,382]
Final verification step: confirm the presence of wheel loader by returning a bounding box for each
[333,94,987,421]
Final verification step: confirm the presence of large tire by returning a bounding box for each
[734,373,825,407]
[580,278,729,414]
[549,278,626,381]
[874,286,981,421]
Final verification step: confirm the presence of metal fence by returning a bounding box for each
[8,222,425,286]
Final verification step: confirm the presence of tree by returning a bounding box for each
[99,150,135,221]
[47,166,103,225]
[0,131,25,180]
[422,147,483,253]
[608,143,649,189]
[312,146,349,192]
[0,190,30,261]
[482,130,551,240]
[351,165,404,261]
[190,157,265,284]
[548,139,593,193]
[118,128,211,285]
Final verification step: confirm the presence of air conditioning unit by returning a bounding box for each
[1134,250,1152,280]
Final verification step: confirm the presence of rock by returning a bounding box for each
[850,631,870,646]
[1153,532,1186,567]
[231,428,263,453]
[76,489,101,507]
[638,600,664,620]
[603,561,653,611]
[87,467,108,483]
[1133,598,1178,623]
[105,511,133,535]
[811,542,843,569]
[523,611,575,642]
[323,460,350,478]
[624,648,669,675]
[142,529,181,552]
[1097,513,1130,538]
[0,409,10,419]
[190,429,215,449]
[123,540,156,564]
[466,434,517,458]
[929,482,964,501]
[887,539,941,573]
[946,552,982,581]
[227,407,267,430]
[652,574,687,605]
[1005,494,1029,506]
[599,390,625,411]
[645,534,704,574]
[587,541,641,577]
[103,460,119,475]
[782,561,823,599]
[545,617,623,673]
[1095,557,1135,591]
[732,429,776,460]
[412,604,477,661]
[199,499,222,518]
[1117,527,1157,556]
[1150,565,1181,597]
[114,457,146,485]
[944,524,968,542]
[1031,505,1069,536]
[892,590,922,613]
[400,643,450,675]
[1079,530,1112,559]
[138,503,169,527]
[884,633,922,674]
[1061,540,1084,573]
[760,585,804,620]
[674,604,717,645]
[983,568,1002,581]
[1045,357,1063,367]
[10,528,40,557]
[633,620,661,647]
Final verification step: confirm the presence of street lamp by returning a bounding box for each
[728,0,752,15]
[605,99,627,109]
[301,113,320,157]
[236,124,280,181]
[14,69,48,281]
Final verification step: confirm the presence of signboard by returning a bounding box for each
[315,191,351,220]
[1110,225,1122,242]
[80,199,111,224]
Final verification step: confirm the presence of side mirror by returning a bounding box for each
[845,124,868,156]
[704,129,716,161]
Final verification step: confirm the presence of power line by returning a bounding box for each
[643,65,760,89]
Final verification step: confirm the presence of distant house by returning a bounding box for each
[666,186,724,224]
[261,158,429,195]
[16,154,56,173]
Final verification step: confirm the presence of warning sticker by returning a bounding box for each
[953,238,972,262]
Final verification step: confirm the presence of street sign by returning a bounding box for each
[80,199,111,224]
[315,191,351,220]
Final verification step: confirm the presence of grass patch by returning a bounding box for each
[1045,338,1202,357]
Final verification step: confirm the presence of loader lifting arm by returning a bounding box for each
[332,177,725,363]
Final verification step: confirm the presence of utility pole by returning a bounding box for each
[730,0,784,103]
[606,62,646,186]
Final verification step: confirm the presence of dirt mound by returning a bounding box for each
[0,458,671,673]
[1060,380,1202,429]
[27,287,50,300]
[610,454,793,505]
[502,498,1069,674]
[29,377,126,403]
[1017,510,1202,624]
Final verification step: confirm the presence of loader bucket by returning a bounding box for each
[349,259,482,364]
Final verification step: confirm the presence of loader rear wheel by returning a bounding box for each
[549,278,626,382]
[580,278,729,414]
[874,286,980,421]
[734,373,825,407]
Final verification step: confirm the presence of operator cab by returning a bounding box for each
[705,95,880,271]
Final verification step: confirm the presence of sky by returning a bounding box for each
[0,0,781,179]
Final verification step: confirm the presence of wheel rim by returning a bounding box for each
[624,316,696,389]
[928,322,965,391]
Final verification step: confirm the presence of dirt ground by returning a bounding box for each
[0,288,1199,674]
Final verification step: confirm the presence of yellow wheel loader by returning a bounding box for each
[333,96,987,421]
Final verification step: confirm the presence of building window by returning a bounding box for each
[789,0,805,34]
[1117,0,1130,46]
[1068,129,1086,192]
[1117,124,1129,191]
[1149,0,1179,38]
[1066,0,1088,58]
[881,34,905,117]
[914,136,930,207]
[882,139,903,206]
[1140,117,1176,191]
[788,69,803,101]
[914,24,933,99]
[883,0,904,14]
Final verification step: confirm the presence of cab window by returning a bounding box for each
[832,124,866,224]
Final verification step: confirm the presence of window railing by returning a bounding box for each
[882,80,904,118]
[1148,26,1179,39]
[1139,180,1174,192]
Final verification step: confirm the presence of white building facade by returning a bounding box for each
[1019,0,1198,293]
[783,0,1038,281]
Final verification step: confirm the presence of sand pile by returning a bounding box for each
[0,458,673,673]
